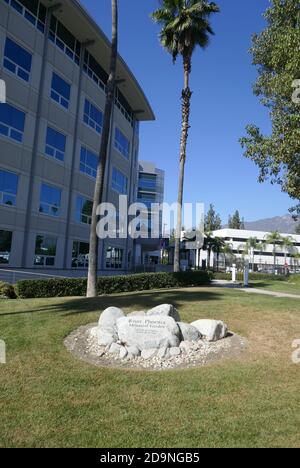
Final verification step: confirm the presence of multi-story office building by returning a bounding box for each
[134,161,165,266]
[0,0,154,276]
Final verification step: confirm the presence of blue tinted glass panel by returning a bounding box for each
[0,104,25,142]
[51,73,70,108]
[112,168,128,195]
[39,183,61,217]
[0,169,18,206]
[4,37,32,82]
[114,127,130,159]
[80,147,98,179]
[83,99,103,134]
[45,127,66,162]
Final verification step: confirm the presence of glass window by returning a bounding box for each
[83,50,108,91]
[83,99,103,134]
[80,146,98,179]
[106,247,123,269]
[72,241,89,268]
[49,15,81,65]
[139,173,157,191]
[115,88,133,125]
[34,235,57,266]
[0,169,18,206]
[3,37,32,82]
[39,183,61,217]
[114,128,130,159]
[75,196,92,225]
[0,230,12,264]
[51,73,71,109]
[4,0,46,33]
[45,127,66,162]
[0,103,25,143]
[112,168,128,195]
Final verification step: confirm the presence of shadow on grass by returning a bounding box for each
[0,288,224,317]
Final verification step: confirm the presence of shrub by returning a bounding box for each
[0,281,17,299]
[212,272,288,282]
[15,271,211,299]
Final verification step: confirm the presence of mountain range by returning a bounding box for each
[242,215,298,234]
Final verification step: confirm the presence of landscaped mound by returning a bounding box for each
[65,304,246,371]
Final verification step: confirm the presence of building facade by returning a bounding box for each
[211,229,300,272]
[0,0,154,276]
[134,161,165,267]
[180,228,300,273]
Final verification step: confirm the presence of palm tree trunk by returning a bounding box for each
[86,0,118,297]
[174,56,192,273]
[273,244,276,274]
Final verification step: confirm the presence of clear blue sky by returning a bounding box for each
[81,0,292,224]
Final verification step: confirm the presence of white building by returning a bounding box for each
[201,229,300,272]
[181,229,300,272]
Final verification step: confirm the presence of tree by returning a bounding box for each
[264,231,283,274]
[281,235,294,275]
[212,236,225,271]
[221,243,234,271]
[245,237,258,271]
[240,0,300,218]
[205,204,222,232]
[295,224,300,235]
[152,0,220,272]
[228,210,245,230]
[87,0,118,297]
[203,232,214,270]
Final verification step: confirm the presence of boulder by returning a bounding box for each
[169,347,181,357]
[119,346,128,359]
[126,345,141,357]
[97,330,116,347]
[141,349,157,360]
[127,311,146,317]
[117,315,180,350]
[98,307,124,342]
[157,347,168,359]
[177,322,201,342]
[147,304,181,322]
[191,319,228,342]
[179,341,194,353]
[109,343,123,355]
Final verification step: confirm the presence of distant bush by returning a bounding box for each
[0,281,17,299]
[15,271,211,299]
[212,272,288,282]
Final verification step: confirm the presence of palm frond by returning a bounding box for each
[151,0,220,61]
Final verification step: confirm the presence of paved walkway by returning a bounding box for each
[211,280,300,299]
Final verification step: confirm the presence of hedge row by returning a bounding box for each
[212,272,288,282]
[15,271,212,299]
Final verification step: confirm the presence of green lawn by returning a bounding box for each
[0,287,300,448]
[250,276,300,295]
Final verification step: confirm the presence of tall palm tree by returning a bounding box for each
[264,231,282,274]
[152,0,219,272]
[245,237,258,272]
[257,240,266,270]
[281,236,294,275]
[221,243,233,271]
[87,0,118,297]
[212,236,225,271]
[203,232,214,270]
